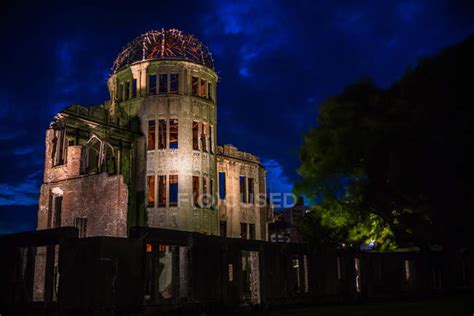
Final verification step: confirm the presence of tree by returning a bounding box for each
[296,35,474,249]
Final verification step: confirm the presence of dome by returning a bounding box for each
[112,28,214,72]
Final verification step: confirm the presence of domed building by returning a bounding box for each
[36,29,272,240]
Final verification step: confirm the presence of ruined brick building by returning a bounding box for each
[37,29,272,241]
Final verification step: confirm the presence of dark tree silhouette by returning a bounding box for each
[297,35,474,249]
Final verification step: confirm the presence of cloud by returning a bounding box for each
[398,1,421,22]
[203,0,289,77]
[262,159,293,194]
[0,172,41,206]
[13,147,35,155]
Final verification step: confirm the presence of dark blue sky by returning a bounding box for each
[1,0,473,233]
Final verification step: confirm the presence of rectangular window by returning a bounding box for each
[248,178,255,204]
[147,120,156,150]
[169,119,178,149]
[192,176,200,208]
[220,220,227,237]
[208,82,212,101]
[75,217,87,238]
[131,79,137,98]
[240,176,247,203]
[249,223,256,240]
[240,223,248,239]
[192,121,199,150]
[147,175,155,207]
[219,172,226,199]
[209,125,213,154]
[170,74,179,93]
[53,195,62,228]
[52,128,66,166]
[117,83,123,101]
[192,76,199,96]
[200,79,206,97]
[169,175,178,207]
[158,119,167,149]
[201,123,207,152]
[124,81,130,100]
[202,177,209,208]
[159,74,168,93]
[210,178,214,208]
[149,74,157,95]
[158,175,167,207]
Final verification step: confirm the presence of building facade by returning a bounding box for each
[36,29,272,240]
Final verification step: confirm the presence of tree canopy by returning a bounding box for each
[296,35,474,250]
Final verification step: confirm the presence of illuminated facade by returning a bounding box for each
[36,29,272,241]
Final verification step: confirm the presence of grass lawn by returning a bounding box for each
[269,294,474,316]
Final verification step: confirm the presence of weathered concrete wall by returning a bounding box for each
[109,60,219,235]
[217,144,267,240]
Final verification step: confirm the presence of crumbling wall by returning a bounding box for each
[38,173,128,237]
[37,129,129,237]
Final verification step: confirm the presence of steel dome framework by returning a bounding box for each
[112,29,214,72]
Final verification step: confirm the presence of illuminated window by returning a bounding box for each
[158,175,167,207]
[147,175,155,207]
[159,74,168,94]
[209,125,213,154]
[240,176,247,203]
[200,79,206,97]
[131,79,137,98]
[208,82,212,101]
[158,119,166,149]
[249,224,255,240]
[219,172,226,200]
[240,223,248,239]
[193,176,200,208]
[158,244,166,253]
[169,119,178,149]
[147,120,155,150]
[201,122,207,152]
[169,175,178,207]
[192,121,199,150]
[124,81,130,100]
[146,243,153,253]
[248,178,255,204]
[192,76,199,96]
[170,74,179,93]
[149,74,157,95]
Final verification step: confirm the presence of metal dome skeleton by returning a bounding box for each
[112,29,214,72]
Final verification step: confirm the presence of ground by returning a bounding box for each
[268,294,474,316]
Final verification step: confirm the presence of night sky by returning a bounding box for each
[1,0,473,234]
